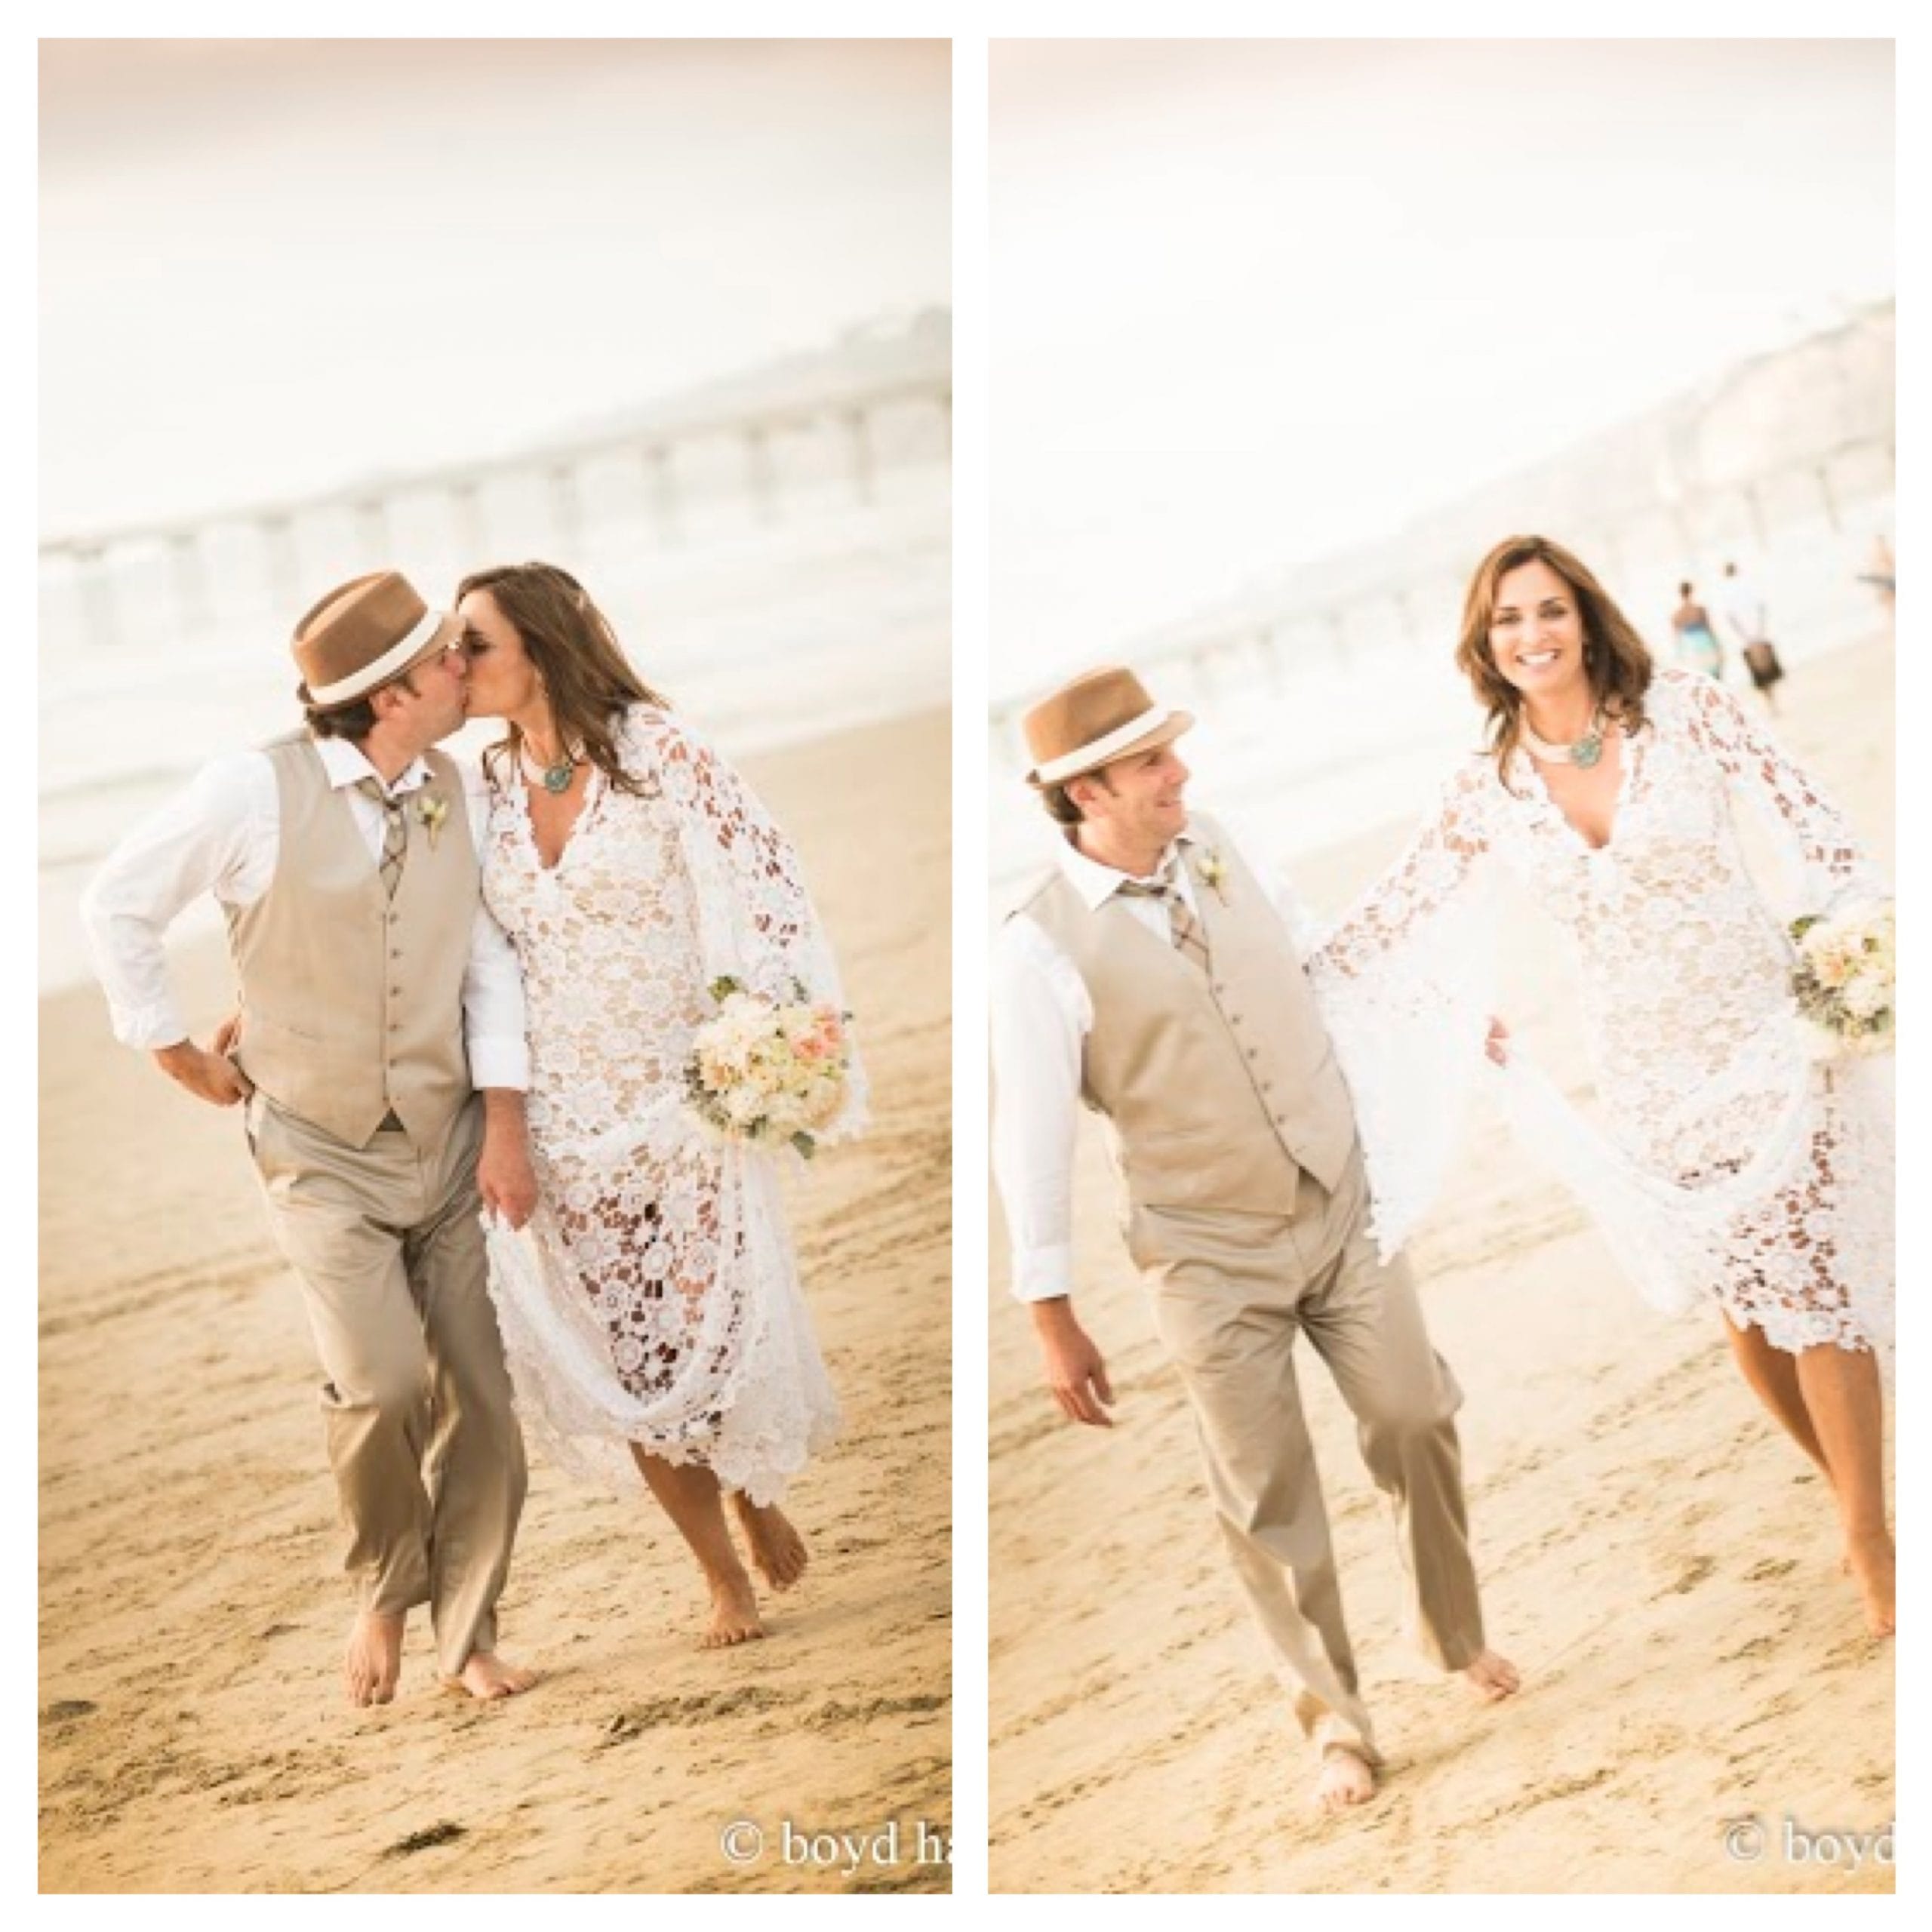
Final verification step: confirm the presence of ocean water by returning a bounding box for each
[41,470,949,992]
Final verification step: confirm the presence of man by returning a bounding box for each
[1718,559,1783,714]
[83,570,538,1708]
[990,666,1518,1814]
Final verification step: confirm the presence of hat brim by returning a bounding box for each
[1025,709,1194,788]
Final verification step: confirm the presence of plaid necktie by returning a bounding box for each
[355,779,410,899]
[1117,859,1211,975]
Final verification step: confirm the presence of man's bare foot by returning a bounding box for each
[1845,1528,1896,1637]
[344,1611,405,1707]
[1312,1745,1377,1814]
[448,1650,540,1701]
[1461,1648,1521,1702]
[729,1493,809,1592]
[702,1567,767,1649]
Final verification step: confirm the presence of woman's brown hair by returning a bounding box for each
[456,562,671,797]
[1454,534,1654,787]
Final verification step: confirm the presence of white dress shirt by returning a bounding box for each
[1719,575,1768,645]
[989,817,1321,1302]
[80,736,528,1090]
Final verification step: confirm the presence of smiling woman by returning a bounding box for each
[1310,533,1895,1632]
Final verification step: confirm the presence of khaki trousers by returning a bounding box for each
[1130,1144,1484,1761]
[246,1092,527,1676]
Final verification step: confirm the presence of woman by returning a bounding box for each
[1307,536,1894,1636]
[1669,580,1724,681]
[457,561,861,1647]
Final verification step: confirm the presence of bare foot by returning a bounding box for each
[1845,1528,1895,1637]
[702,1567,767,1649]
[344,1611,405,1707]
[449,1650,540,1701]
[1461,1648,1521,1702]
[730,1493,809,1592]
[1312,1745,1377,1814]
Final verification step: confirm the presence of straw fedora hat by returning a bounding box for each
[291,570,463,707]
[1022,666,1194,787]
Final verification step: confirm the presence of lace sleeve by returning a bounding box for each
[631,706,869,1143]
[1303,763,1499,1258]
[1675,670,1886,912]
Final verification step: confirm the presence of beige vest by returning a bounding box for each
[228,734,479,1148]
[1014,813,1356,1217]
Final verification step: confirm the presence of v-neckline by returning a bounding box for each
[515,764,605,875]
[1516,720,1641,854]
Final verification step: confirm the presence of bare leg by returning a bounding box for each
[631,1447,765,1647]
[1793,1343,1894,1636]
[729,1491,810,1591]
[1723,1312,1834,1481]
[345,1610,405,1707]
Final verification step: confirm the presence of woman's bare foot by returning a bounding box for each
[1461,1648,1522,1702]
[1845,1528,1896,1637]
[449,1650,541,1701]
[730,1493,809,1592]
[344,1611,406,1707]
[702,1566,767,1648]
[1312,1745,1377,1814]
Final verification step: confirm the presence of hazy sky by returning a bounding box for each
[992,38,1894,692]
[40,39,950,537]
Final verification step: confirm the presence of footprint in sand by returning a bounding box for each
[1666,1556,1715,1595]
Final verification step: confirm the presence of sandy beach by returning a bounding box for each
[989,641,1895,1894]
[39,708,952,1894]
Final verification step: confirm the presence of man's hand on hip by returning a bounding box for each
[152,1038,254,1107]
[1032,1297,1116,1428]
[478,1088,539,1230]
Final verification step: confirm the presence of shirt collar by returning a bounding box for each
[315,735,433,798]
[1054,823,1198,911]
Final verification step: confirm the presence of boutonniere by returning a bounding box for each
[1195,848,1231,905]
[417,793,451,851]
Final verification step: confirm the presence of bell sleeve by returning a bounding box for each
[1675,670,1887,915]
[630,706,870,1145]
[1303,761,1499,1259]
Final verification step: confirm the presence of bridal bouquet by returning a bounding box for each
[685,976,852,1158]
[1790,902,1895,1060]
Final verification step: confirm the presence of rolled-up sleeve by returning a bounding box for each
[79,754,269,1049]
[990,916,1090,1302]
[458,761,528,1091]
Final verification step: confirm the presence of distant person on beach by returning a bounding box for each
[81,571,540,1709]
[1670,582,1725,681]
[990,666,1520,1818]
[1857,534,1896,618]
[1316,534,1894,1638]
[455,562,859,1649]
[1718,559,1785,713]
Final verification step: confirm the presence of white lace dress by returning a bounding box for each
[1308,667,1892,1368]
[478,704,863,1502]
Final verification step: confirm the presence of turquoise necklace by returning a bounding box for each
[1521,708,1607,769]
[518,735,583,795]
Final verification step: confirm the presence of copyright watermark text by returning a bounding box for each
[719,1817,952,1877]
[1723,1816,1894,1871]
